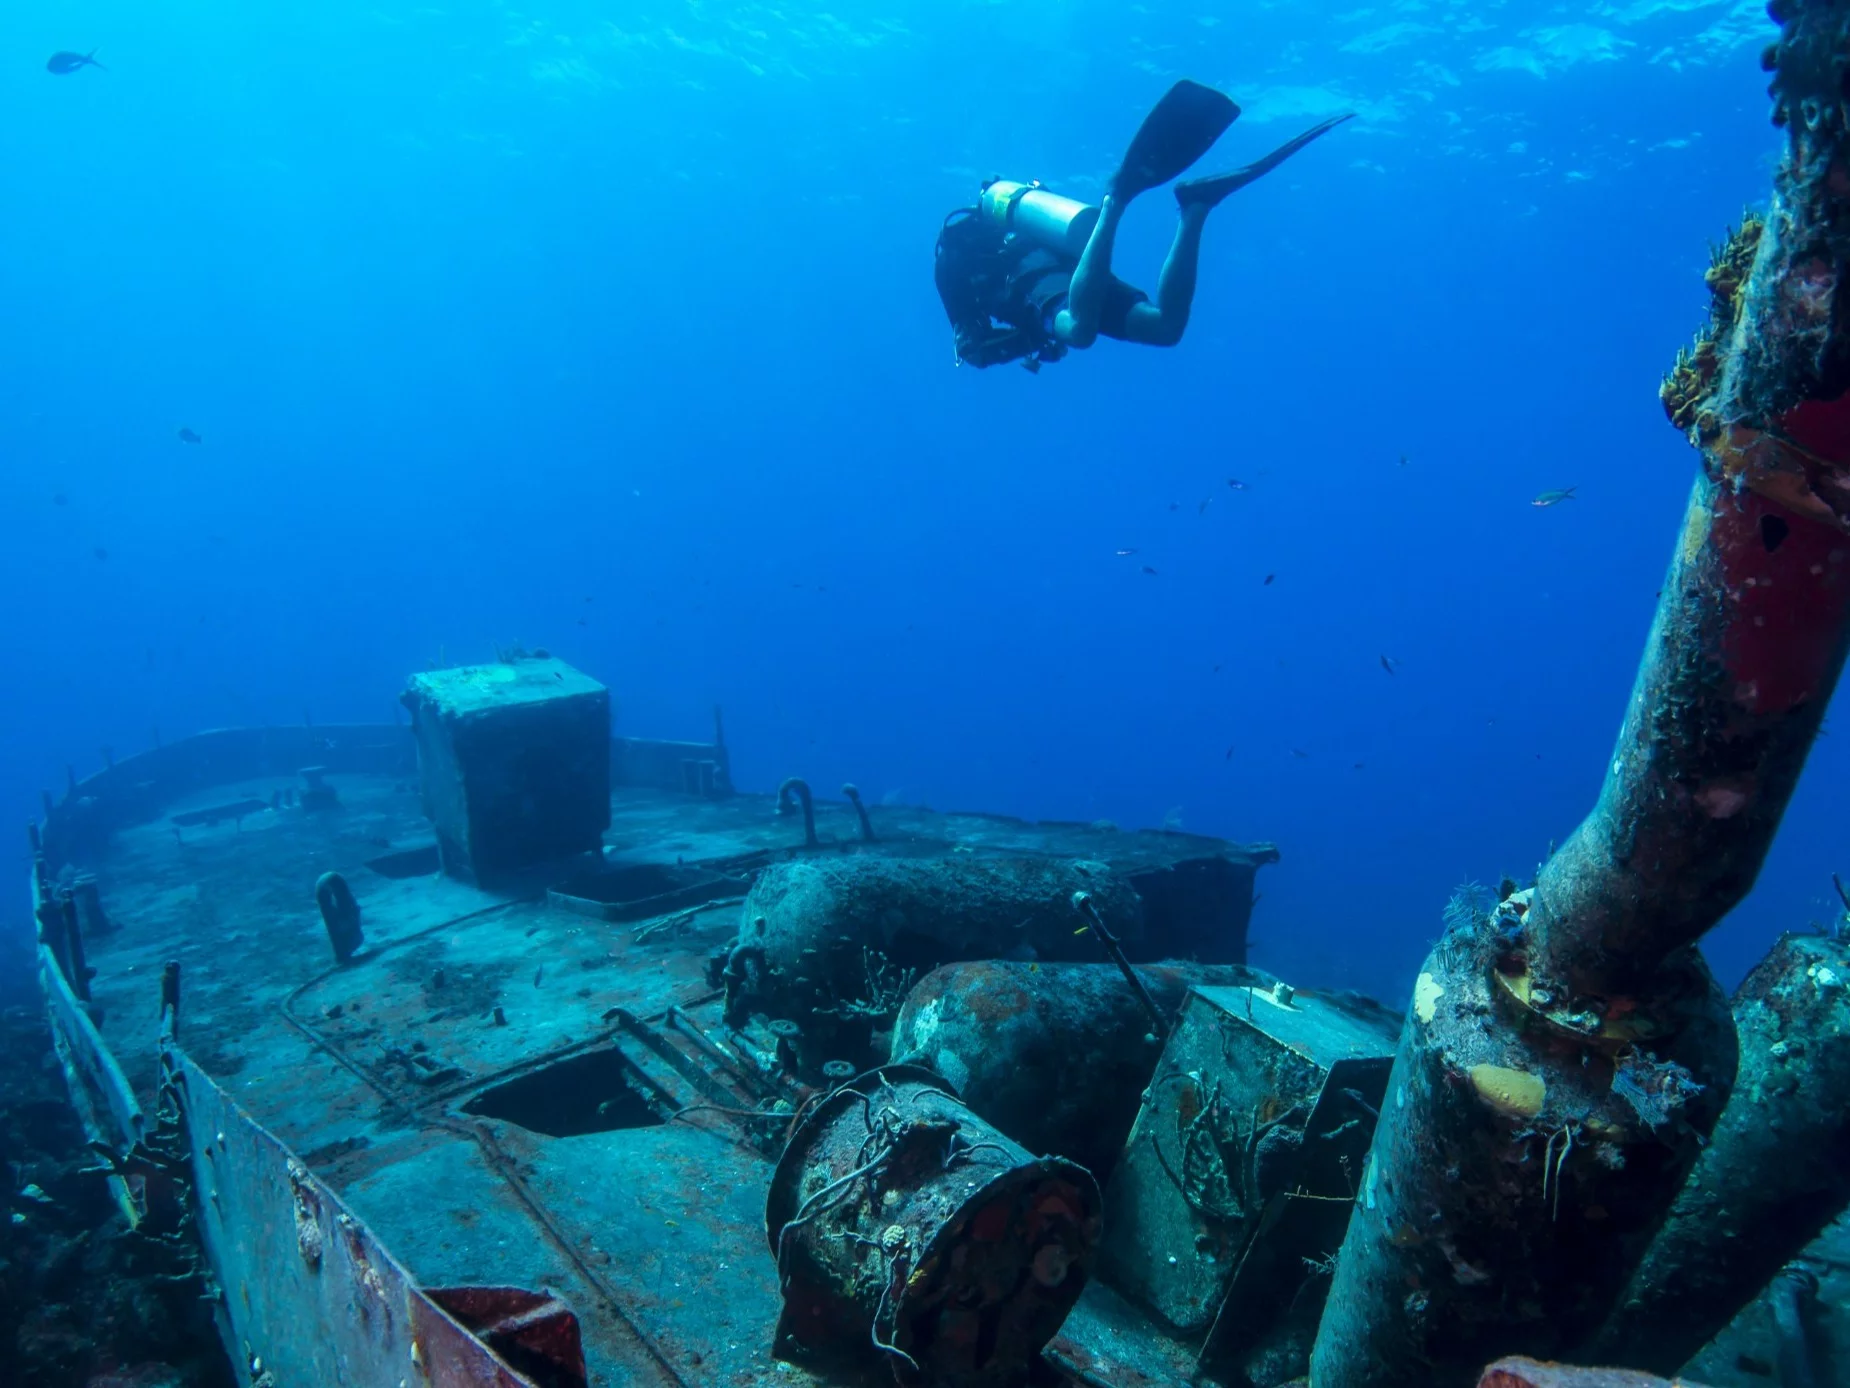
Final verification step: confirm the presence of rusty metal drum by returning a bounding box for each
[766,1064,1101,1388]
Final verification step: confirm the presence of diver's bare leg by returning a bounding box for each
[1116,203,1208,347]
[1053,194,1127,348]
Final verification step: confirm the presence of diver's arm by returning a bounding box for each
[1054,194,1128,348]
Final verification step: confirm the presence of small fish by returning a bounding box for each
[1291,748,1310,759]
[533,965,544,986]
[1140,565,1158,576]
[1168,502,1180,512]
[1380,654,1398,676]
[1226,478,1247,490]
[1197,497,1212,515]
[1225,746,1235,760]
[47,50,105,76]
[93,546,108,561]
[1115,548,1138,556]
[52,492,67,506]
[1531,487,1576,508]
[1398,453,1409,467]
[177,427,202,444]
[1263,573,1275,586]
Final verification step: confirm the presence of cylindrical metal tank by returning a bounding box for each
[766,1064,1101,1387]
[978,180,1099,258]
[889,959,1260,1178]
[720,857,1143,1058]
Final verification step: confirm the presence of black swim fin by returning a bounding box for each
[1175,111,1354,209]
[1110,80,1241,201]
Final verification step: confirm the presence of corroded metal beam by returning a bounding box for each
[1311,5,1850,1384]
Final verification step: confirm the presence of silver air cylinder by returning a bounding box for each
[979,181,1099,258]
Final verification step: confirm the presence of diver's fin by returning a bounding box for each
[1110,80,1241,201]
[1175,111,1354,209]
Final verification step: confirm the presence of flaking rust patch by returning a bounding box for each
[1413,972,1444,1025]
[1469,1063,1546,1119]
[908,996,944,1047]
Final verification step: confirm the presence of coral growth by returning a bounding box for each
[0,1001,231,1387]
[1660,214,1765,438]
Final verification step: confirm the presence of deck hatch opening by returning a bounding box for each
[547,862,740,922]
[461,1048,665,1138]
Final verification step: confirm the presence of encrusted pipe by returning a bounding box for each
[315,871,364,964]
[1771,1265,1822,1388]
[1314,12,1850,1384]
[1525,466,1850,1002]
[777,776,818,848]
[1530,2,1850,1005]
[1588,931,1850,1373]
[842,783,875,842]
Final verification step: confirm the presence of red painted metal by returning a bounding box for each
[428,1287,589,1388]
[1527,465,1850,1000]
[1477,1357,1712,1388]
[176,1046,544,1387]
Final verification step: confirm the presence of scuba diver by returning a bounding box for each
[935,80,1352,372]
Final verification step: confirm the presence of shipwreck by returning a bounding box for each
[27,5,1850,1387]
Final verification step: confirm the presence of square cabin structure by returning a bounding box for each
[401,657,611,886]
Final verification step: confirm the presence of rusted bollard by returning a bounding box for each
[315,871,364,964]
[776,776,818,848]
[842,783,876,842]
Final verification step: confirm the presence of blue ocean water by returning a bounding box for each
[3,0,1839,1006]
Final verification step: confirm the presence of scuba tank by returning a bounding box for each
[977,180,1099,259]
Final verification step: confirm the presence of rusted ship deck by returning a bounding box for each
[31,705,1288,1387]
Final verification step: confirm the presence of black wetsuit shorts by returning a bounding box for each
[1010,248,1149,342]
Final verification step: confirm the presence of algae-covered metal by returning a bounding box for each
[1314,6,1850,1382]
[1592,931,1850,1373]
[27,673,1280,1388]
[889,960,1256,1179]
[1099,982,1394,1385]
[177,1046,548,1387]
